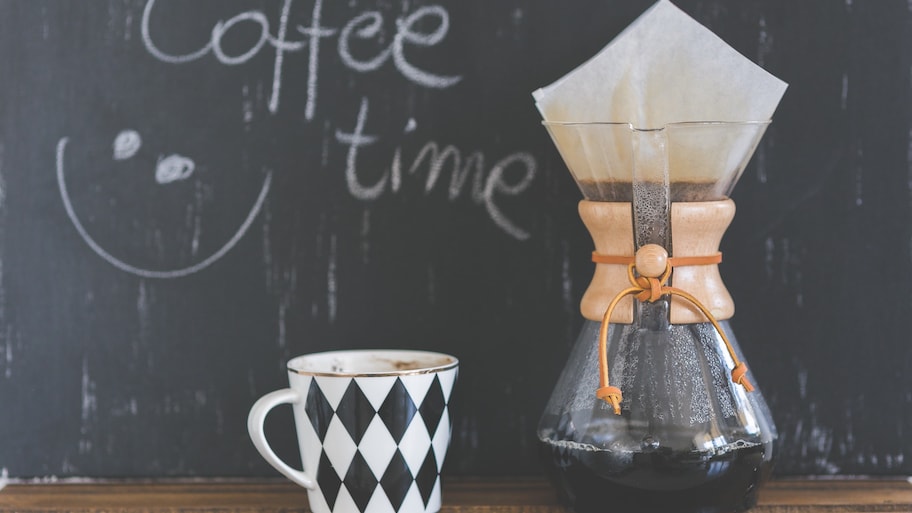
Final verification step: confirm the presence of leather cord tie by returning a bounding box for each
[593,246,753,415]
[592,251,723,267]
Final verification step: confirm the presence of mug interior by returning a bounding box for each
[287,349,458,376]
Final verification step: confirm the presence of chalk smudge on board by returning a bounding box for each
[276,261,298,353]
[511,7,524,27]
[278,301,287,349]
[136,280,151,363]
[4,328,11,379]
[838,410,856,457]
[261,193,274,288]
[41,4,49,40]
[189,180,205,257]
[841,74,849,111]
[327,233,337,323]
[80,357,97,454]
[106,2,136,50]
[110,397,139,418]
[242,84,254,125]
[505,7,524,42]
[756,16,771,67]
[764,237,774,278]
[456,415,480,452]
[194,390,208,407]
[123,5,133,42]
[884,452,904,469]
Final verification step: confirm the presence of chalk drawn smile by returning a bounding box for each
[56,134,272,279]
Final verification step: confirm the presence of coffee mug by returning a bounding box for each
[248,349,458,513]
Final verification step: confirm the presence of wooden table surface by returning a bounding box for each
[0,479,910,513]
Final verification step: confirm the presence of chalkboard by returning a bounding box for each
[0,0,910,479]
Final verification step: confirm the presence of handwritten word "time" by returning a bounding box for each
[338,98,536,240]
[142,0,462,120]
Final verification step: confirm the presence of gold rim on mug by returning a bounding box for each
[286,349,458,377]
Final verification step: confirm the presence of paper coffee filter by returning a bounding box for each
[534,0,787,193]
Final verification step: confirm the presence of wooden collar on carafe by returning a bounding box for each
[578,199,754,415]
[579,199,736,324]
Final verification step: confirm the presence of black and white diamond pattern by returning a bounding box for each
[299,369,457,513]
[378,379,417,443]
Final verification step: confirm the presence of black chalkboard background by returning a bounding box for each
[0,0,909,478]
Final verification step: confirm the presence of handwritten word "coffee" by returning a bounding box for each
[142,0,461,119]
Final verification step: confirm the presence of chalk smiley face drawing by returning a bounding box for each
[56,131,272,279]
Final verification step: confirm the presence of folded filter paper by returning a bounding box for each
[534,0,788,200]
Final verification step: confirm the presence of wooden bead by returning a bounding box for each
[635,244,668,278]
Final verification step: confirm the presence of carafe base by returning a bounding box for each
[540,439,772,513]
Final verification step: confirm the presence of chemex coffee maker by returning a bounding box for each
[532,2,787,512]
[537,120,776,513]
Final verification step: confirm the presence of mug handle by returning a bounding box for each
[247,389,316,489]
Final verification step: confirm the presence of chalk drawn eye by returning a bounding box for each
[156,154,196,184]
[113,130,142,160]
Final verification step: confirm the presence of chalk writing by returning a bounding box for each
[137,0,534,240]
[141,0,461,118]
[336,98,536,240]
[56,137,272,279]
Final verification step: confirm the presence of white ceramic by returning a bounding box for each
[248,349,458,513]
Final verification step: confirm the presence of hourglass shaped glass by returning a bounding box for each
[538,121,777,513]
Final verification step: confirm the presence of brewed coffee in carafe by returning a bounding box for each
[537,122,777,513]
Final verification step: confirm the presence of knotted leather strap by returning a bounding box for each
[595,254,753,415]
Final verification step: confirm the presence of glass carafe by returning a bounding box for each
[538,122,777,513]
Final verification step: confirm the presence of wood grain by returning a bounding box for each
[0,479,909,513]
[579,200,636,323]
[669,199,736,323]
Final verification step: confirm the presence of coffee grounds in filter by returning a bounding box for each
[575,180,726,202]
